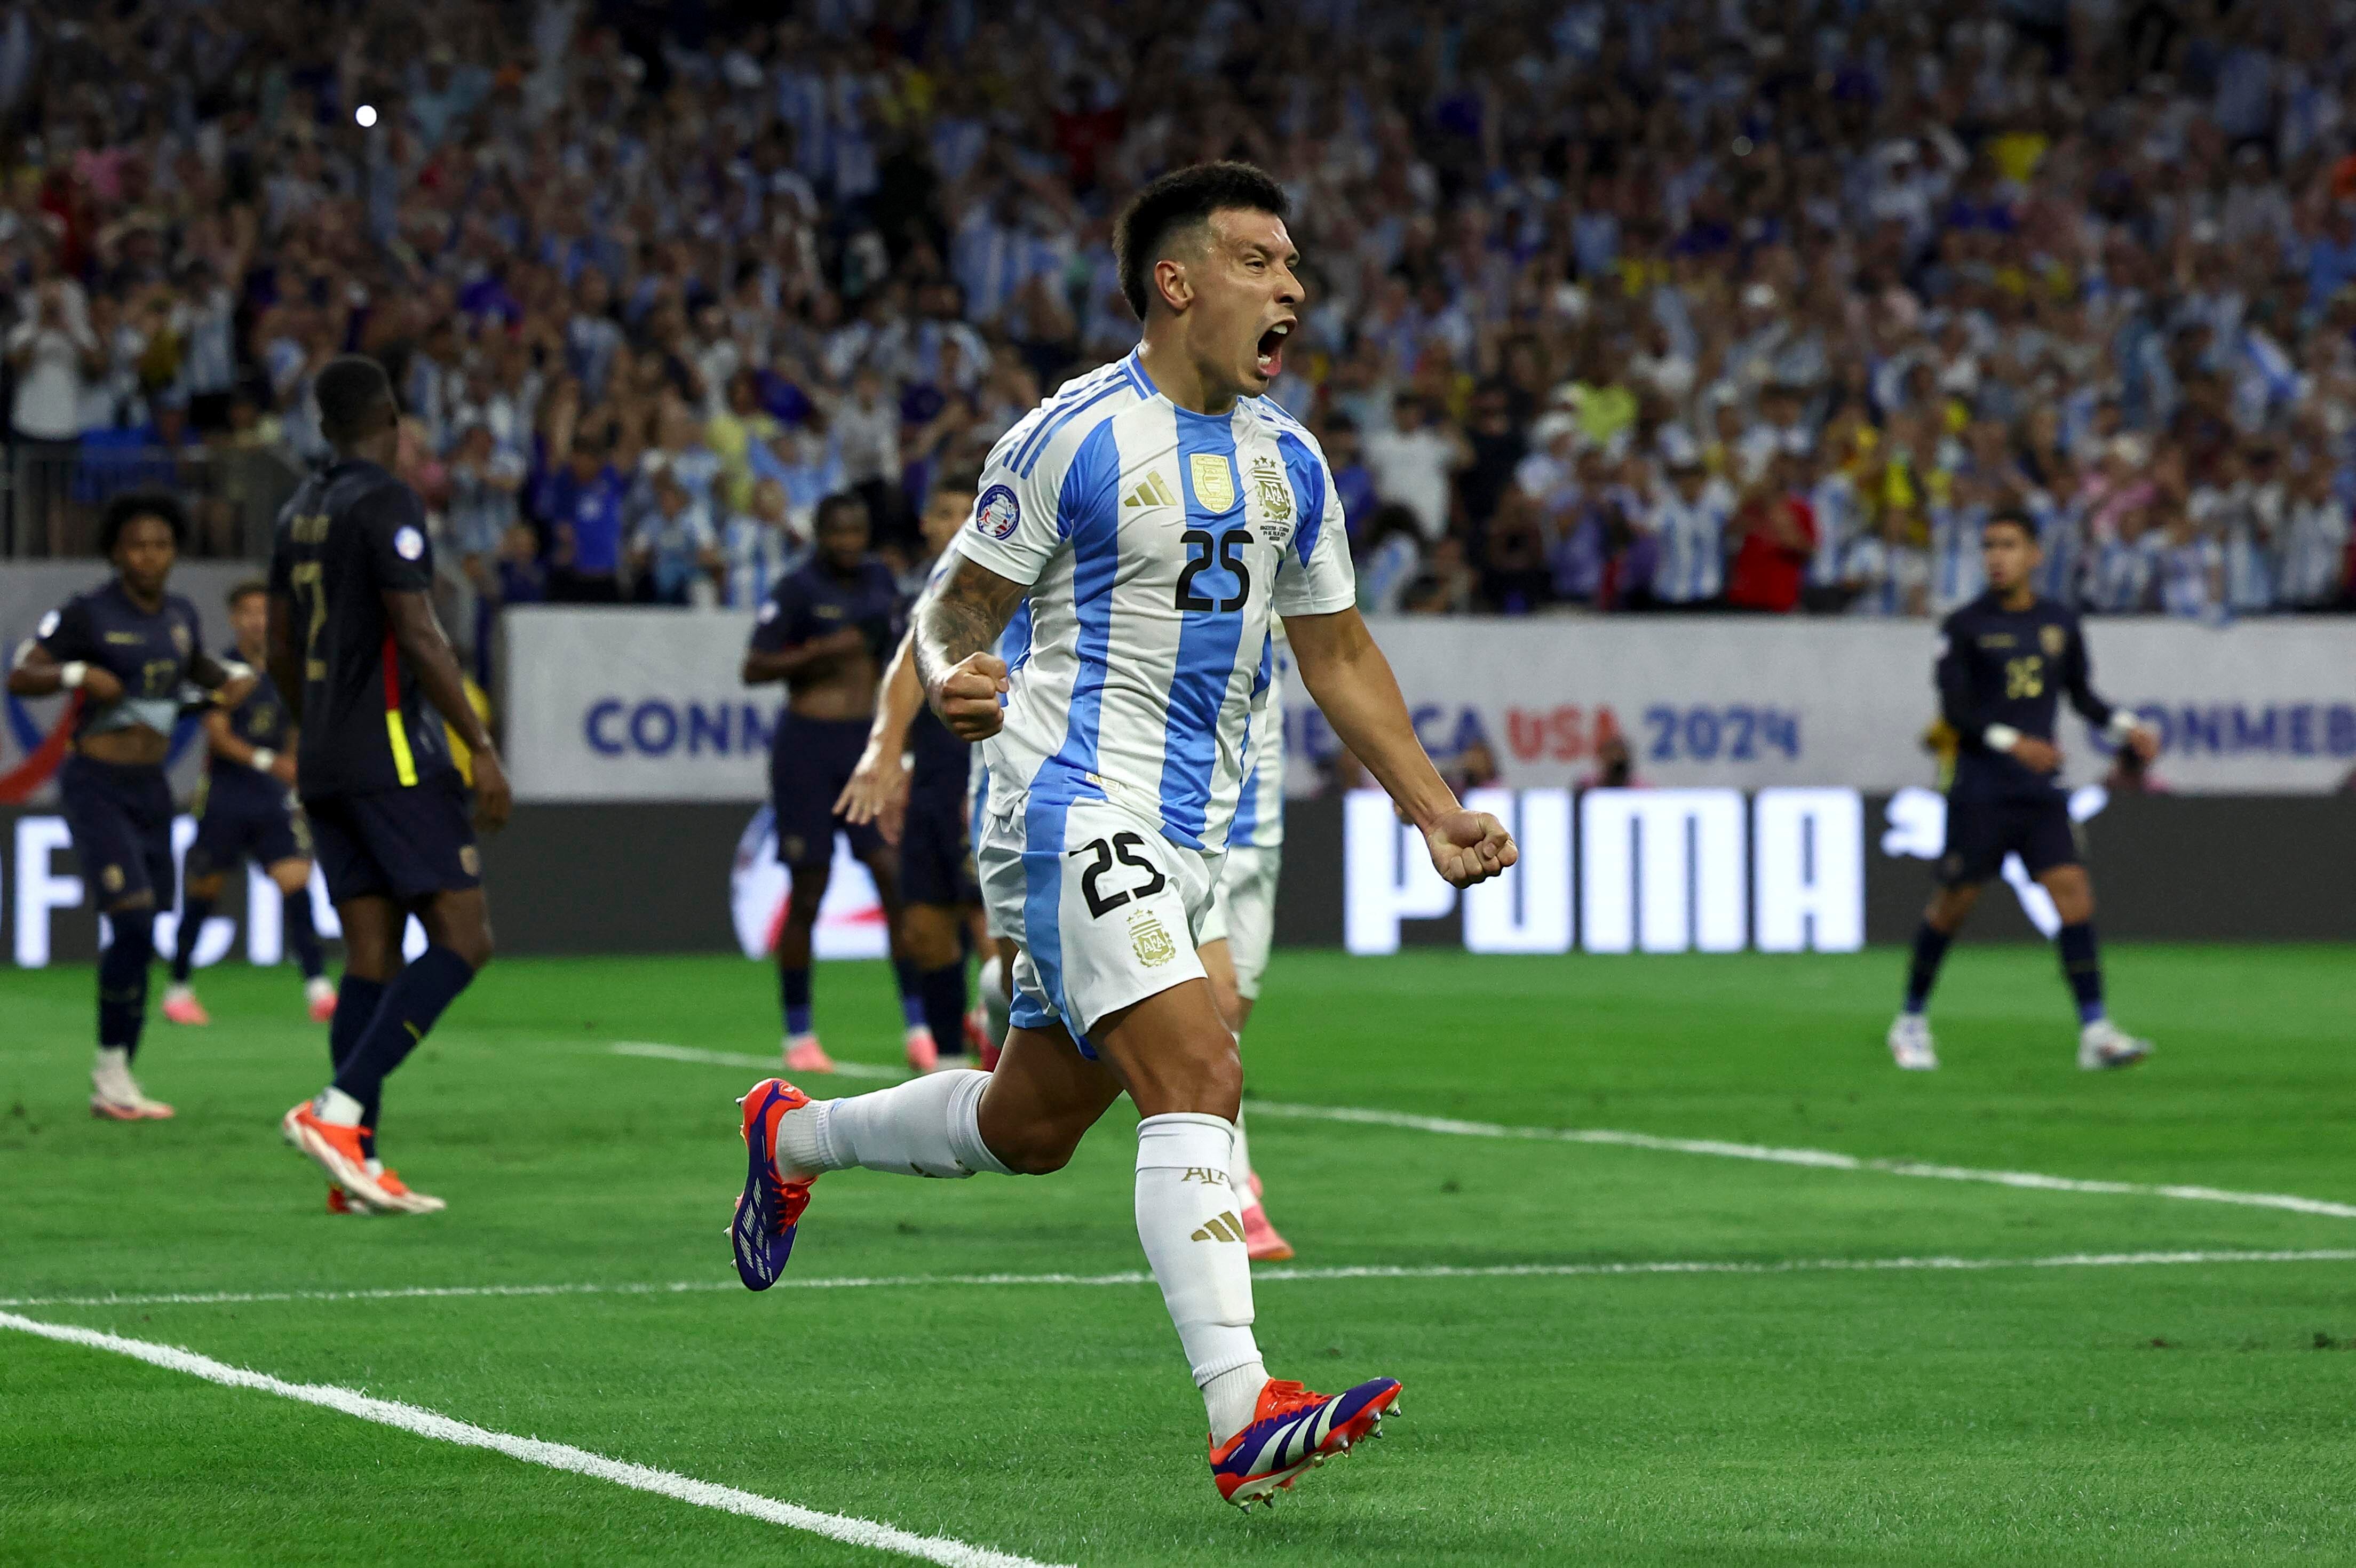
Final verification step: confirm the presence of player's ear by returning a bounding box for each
[1153,256,1191,314]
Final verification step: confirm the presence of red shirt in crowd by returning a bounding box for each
[1725,492,1818,612]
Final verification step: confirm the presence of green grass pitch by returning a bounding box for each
[4,944,2354,1565]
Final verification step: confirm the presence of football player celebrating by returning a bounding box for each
[1889,508,2159,1072]
[726,163,1517,1508]
[9,491,255,1118]
[161,580,336,1028]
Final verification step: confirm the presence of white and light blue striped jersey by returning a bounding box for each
[951,351,1354,855]
[2279,495,2351,606]
[1926,502,1987,615]
[1647,480,1734,603]
[1227,619,1289,851]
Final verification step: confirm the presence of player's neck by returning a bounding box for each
[117,575,165,614]
[1135,336,1238,418]
[236,638,266,666]
[1996,583,2036,612]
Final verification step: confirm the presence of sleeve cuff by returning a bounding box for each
[1983,724,2022,753]
[2103,711,2142,743]
[948,532,1044,589]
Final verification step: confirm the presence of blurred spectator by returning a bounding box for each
[1364,394,1466,544]
[1724,442,1820,614]
[546,437,628,603]
[1843,507,1932,618]
[8,277,97,549]
[723,476,810,610]
[1355,504,1426,616]
[631,467,724,608]
[1646,440,1736,609]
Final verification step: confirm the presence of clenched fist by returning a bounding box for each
[930,651,1010,742]
[1424,809,1518,888]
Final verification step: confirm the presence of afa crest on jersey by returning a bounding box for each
[1189,452,1236,512]
[1249,455,1291,521]
[2040,623,2066,655]
[974,484,1021,540]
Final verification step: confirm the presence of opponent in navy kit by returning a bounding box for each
[837,469,991,1074]
[742,489,933,1074]
[1889,507,2159,1073]
[8,490,255,1119]
[272,355,511,1216]
[162,580,336,1028]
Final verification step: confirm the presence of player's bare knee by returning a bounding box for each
[267,861,310,896]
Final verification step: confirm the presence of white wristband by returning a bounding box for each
[2103,711,2143,744]
[249,749,277,774]
[59,660,88,689]
[1984,723,2023,753]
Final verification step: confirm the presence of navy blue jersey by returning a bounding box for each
[1935,591,2116,798]
[748,554,900,754]
[267,459,455,799]
[204,646,295,805]
[33,579,204,742]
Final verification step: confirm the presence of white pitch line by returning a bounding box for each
[8,1249,2353,1312]
[1250,1101,2356,1221]
[610,1040,906,1080]
[0,1311,1065,1568]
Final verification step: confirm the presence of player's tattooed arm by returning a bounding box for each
[912,555,1024,742]
[383,588,512,832]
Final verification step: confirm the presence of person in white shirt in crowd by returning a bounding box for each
[830,364,904,541]
[2278,459,2352,609]
[1927,490,1989,616]
[7,276,101,551]
[2225,443,2286,615]
[722,475,812,611]
[1645,428,1734,607]
[1362,391,1467,543]
[440,421,527,671]
[1842,504,1932,617]
[2084,501,2162,612]
[2156,501,2226,620]
[1804,417,1865,604]
[630,464,724,607]
[1354,503,1427,615]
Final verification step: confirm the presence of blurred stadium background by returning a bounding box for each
[4,2,2354,1564]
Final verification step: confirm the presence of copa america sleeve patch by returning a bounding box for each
[973,484,1021,540]
[394,524,426,561]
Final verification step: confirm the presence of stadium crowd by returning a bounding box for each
[5,0,2356,666]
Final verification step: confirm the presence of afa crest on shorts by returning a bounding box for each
[974,484,1021,540]
[1129,910,1178,968]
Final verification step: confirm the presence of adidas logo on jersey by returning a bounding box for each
[1122,472,1178,510]
[1192,1211,1246,1243]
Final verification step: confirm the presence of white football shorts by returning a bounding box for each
[1197,842,1281,1001]
[977,788,1219,1053]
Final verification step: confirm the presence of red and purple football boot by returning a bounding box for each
[1208,1376,1402,1509]
[731,1078,819,1290]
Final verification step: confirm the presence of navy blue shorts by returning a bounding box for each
[305,773,481,906]
[58,755,174,910]
[901,784,980,908]
[1939,791,2081,886]
[768,713,883,867]
[186,780,308,881]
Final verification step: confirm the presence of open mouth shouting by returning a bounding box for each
[1255,317,1295,380]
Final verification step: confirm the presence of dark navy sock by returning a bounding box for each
[781,965,813,1037]
[2057,921,2105,1024]
[330,945,475,1112]
[1903,921,1952,1016]
[918,962,969,1059]
[283,889,324,981]
[169,896,212,983]
[893,958,927,1030]
[98,910,156,1060]
[331,975,388,1159]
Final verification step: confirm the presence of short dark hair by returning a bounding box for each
[100,489,188,555]
[1984,508,2038,541]
[814,490,870,532]
[1113,161,1290,320]
[934,466,982,499]
[314,354,397,447]
[227,578,269,608]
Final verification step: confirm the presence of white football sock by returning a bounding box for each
[1135,1112,1266,1440]
[1231,1105,1258,1205]
[313,1086,365,1126]
[773,1069,1010,1181]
